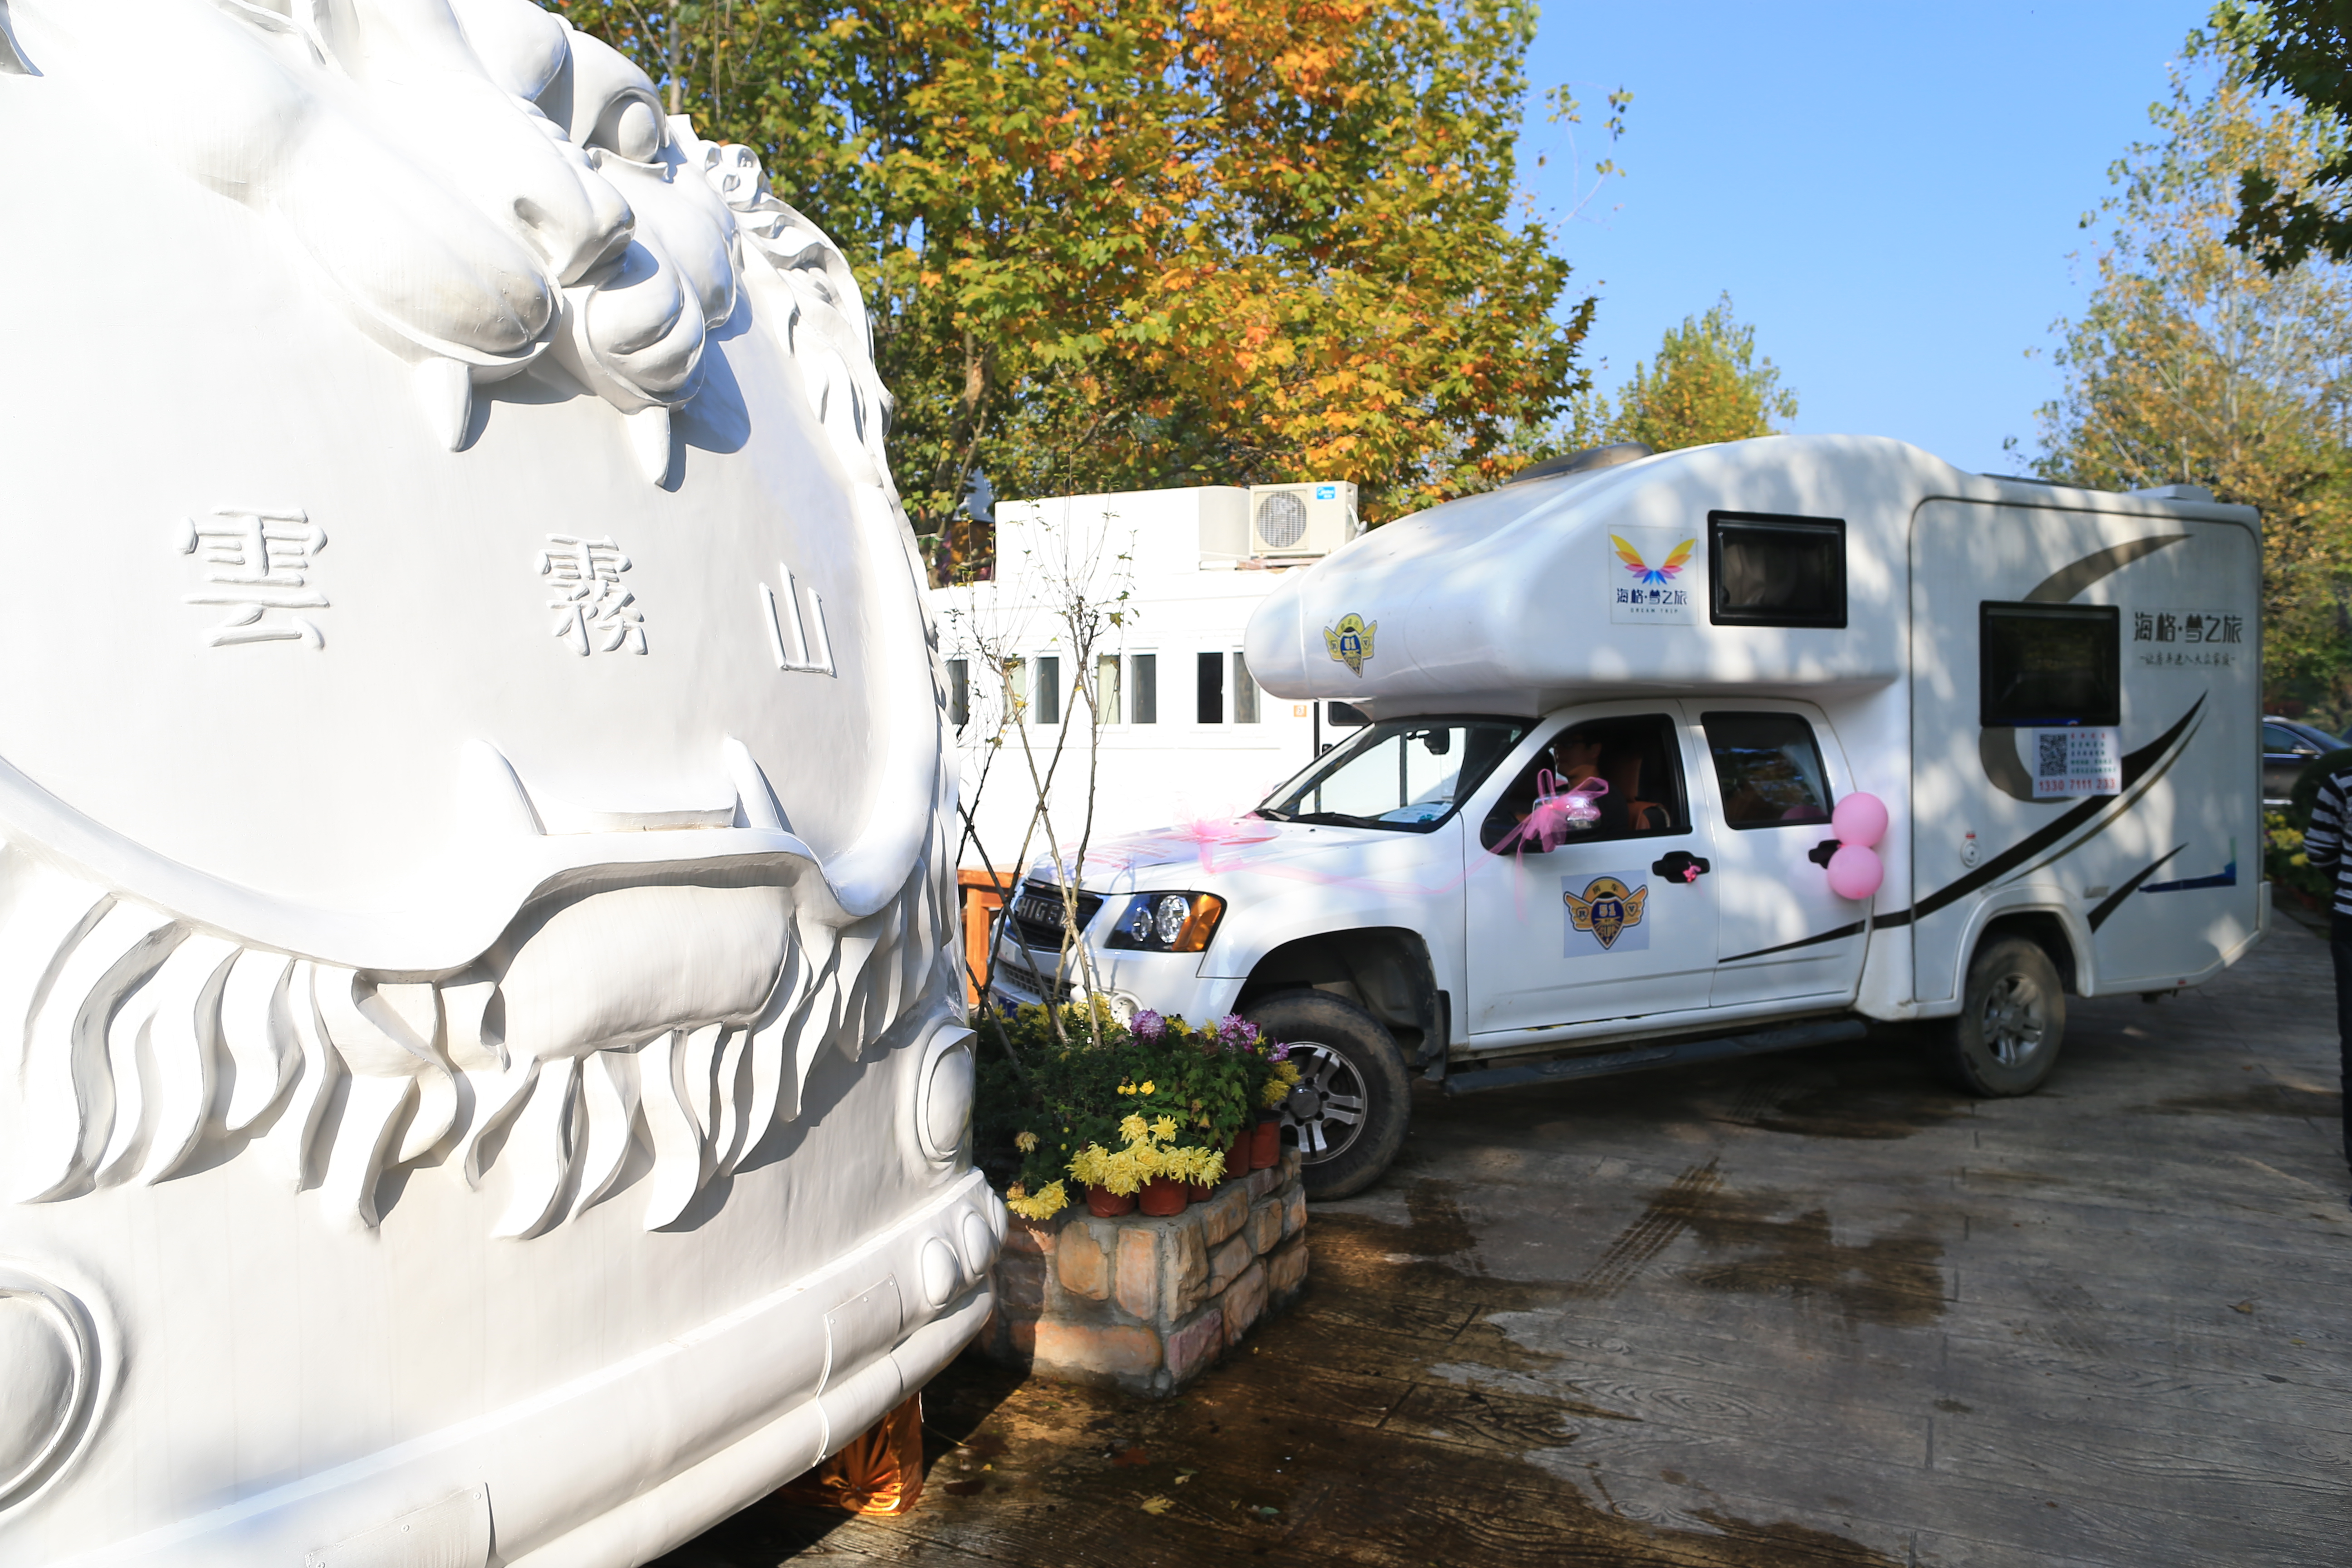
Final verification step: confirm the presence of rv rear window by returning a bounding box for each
[1980,603,2120,727]
[1709,513,1847,628]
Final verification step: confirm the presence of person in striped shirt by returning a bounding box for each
[2301,760,2352,1191]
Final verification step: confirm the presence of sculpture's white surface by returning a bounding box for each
[0,4,995,1563]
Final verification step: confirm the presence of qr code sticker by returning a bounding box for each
[2038,732,2068,777]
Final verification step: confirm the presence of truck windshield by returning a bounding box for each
[1258,718,1530,832]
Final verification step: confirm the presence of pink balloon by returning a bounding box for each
[1831,791,1889,850]
[1826,843,1884,901]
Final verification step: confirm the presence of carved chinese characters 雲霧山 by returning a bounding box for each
[539,534,645,655]
[174,507,328,648]
[762,562,835,676]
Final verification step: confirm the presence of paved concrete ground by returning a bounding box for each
[663,920,2352,1566]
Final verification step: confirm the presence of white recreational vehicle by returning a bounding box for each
[987,436,2267,1197]
[932,481,1366,880]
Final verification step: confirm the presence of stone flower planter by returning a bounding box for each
[975,1151,1308,1395]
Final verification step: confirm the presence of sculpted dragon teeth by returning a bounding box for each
[0,843,944,1238]
[0,724,934,1240]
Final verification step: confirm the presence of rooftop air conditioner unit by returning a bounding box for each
[1248,481,1361,558]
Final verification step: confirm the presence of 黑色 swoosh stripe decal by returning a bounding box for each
[1716,697,2205,964]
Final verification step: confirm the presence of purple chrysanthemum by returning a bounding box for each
[1132,1009,1166,1040]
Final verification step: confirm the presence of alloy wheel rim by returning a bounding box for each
[1980,975,2045,1068]
[1277,1041,1367,1162]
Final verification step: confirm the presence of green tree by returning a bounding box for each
[2212,0,2352,270]
[553,0,1609,577]
[2032,30,2352,712]
[1568,294,1795,453]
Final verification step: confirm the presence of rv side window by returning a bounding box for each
[1480,714,1689,853]
[1700,712,1833,829]
[1980,603,2120,727]
[1709,513,1846,628]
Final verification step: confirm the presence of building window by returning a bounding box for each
[1094,654,1122,724]
[1197,650,1225,724]
[1035,654,1061,725]
[1131,654,1157,724]
[947,658,969,728]
[1233,653,1259,723]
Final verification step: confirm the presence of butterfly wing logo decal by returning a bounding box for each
[1612,534,1695,586]
[1611,534,1650,579]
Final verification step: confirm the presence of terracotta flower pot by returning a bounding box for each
[1138,1176,1188,1216]
[1221,1132,1250,1182]
[1085,1183,1137,1218]
[1249,1118,1282,1170]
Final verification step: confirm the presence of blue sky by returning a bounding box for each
[1520,2,2213,475]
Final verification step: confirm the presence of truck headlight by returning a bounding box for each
[1104,891,1225,953]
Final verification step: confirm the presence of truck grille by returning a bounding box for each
[1007,881,1103,949]
[993,951,1076,1006]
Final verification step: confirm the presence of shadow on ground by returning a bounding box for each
[661,926,2352,1567]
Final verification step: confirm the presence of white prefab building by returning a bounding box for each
[931,482,1363,881]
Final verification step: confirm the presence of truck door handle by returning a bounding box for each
[1651,851,1710,883]
[1806,838,1841,868]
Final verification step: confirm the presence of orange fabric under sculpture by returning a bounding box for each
[775,1395,926,1515]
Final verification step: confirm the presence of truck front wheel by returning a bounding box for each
[1934,936,2067,1097]
[1244,990,1411,1200]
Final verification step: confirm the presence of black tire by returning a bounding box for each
[1934,936,2066,1096]
[1243,990,1411,1200]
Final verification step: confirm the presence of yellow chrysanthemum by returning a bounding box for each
[1119,1113,1150,1147]
[1140,1080,1156,1095]
[1014,1130,1039,1154]
[1150,1115,1179,1143]
[1005,1181,1068,1220]
[1070,1143,1150,1195]
[1156,1145,1226,1187]
[1112,1145,1154,1187]
[1067,1144,1112,1189]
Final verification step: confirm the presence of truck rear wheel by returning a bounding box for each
[1244,990,1411,1200]
[1934,936,2066,1097]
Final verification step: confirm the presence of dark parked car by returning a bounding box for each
[2263,717,2347,807]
